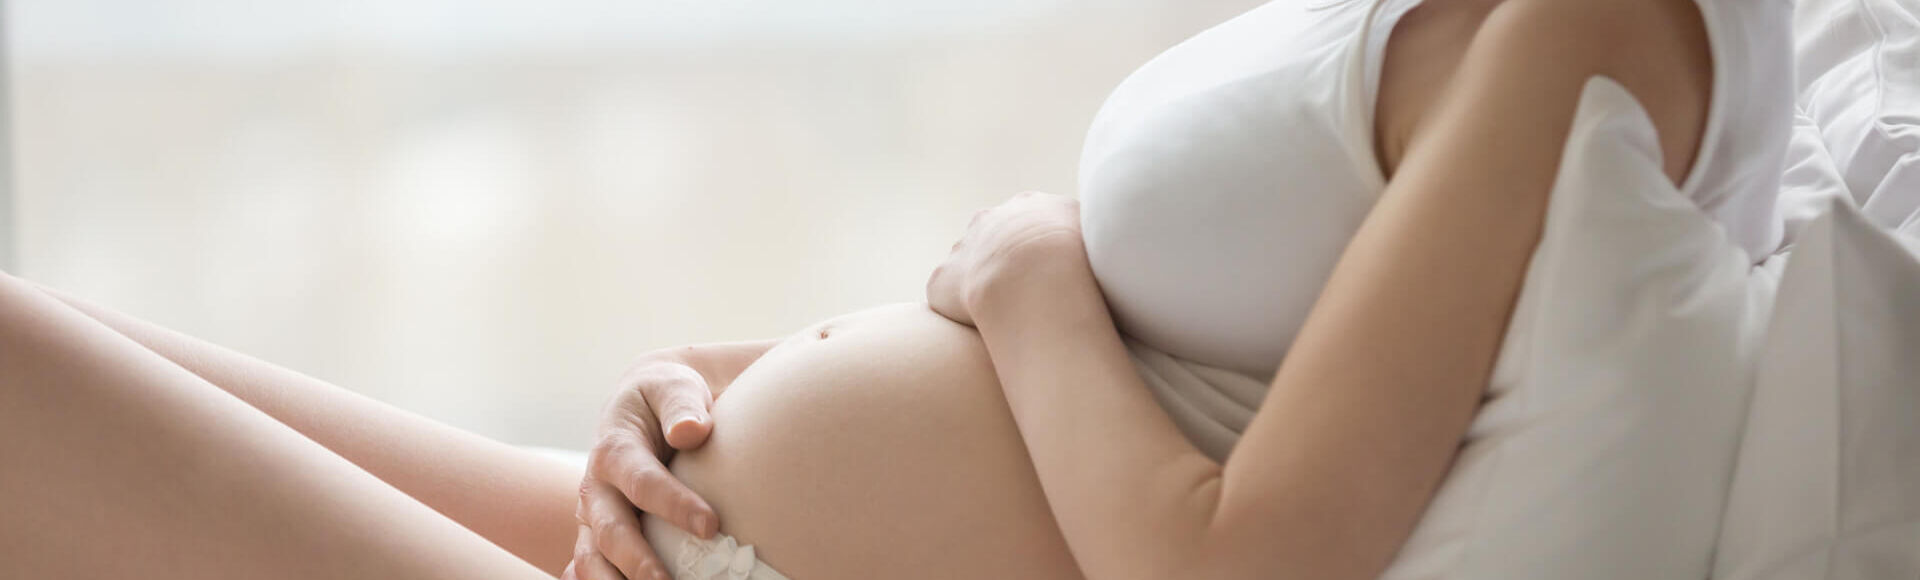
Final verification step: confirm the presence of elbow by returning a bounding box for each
[1077,459,1371,579]
[1172,481,1382,580]
[1075,457,1228,580]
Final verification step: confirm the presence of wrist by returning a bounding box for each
[970,233,1104,328]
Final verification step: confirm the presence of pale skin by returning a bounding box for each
[0,0,1712,578]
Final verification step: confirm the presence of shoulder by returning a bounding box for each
[1478,0,1705,45]
[1453,0,1713,183]
[1480,0,1710,88]
[1469,0,1710,81]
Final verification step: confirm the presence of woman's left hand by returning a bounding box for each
[927,191,1094,326]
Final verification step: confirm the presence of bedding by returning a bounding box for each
[1713,199,1920,580]
[1710,8,1920,573]
[1792,0,1920,231]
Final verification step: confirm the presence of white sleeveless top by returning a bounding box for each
[1077,0,1794,460]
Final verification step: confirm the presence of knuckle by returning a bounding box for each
[591,512,630,539]
[658,393,701,418]
[638,362,700,393]
[593,528,650,574]
[620,553,660,580]
[589,434,643,469]
[586,438,620,467]
[618,366,670,405]
[601,378,648,411]
[627,466,671,495]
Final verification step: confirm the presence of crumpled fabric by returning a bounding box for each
[672,533,788,580]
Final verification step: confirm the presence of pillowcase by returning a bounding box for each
[1793,0,1920,231]
[1380,77,1785,579]
[1712,198,1920,580]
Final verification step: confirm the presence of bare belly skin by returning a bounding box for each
[645,303,1082,579]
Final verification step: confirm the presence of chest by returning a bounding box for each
[1078,1,1382,375]
[1076,0,1492,375]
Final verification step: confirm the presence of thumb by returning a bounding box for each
[645,364,716,450]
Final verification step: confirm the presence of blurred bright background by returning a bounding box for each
[5,0,1263,448]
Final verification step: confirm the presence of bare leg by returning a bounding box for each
[0,272,554,579]
[34,284,582,573]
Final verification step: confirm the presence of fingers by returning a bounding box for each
[636,364,715,450]
[663,416,711,451]
[588,434,719,539]
[577,483,672,580]
[570,522,661,580]
[579,552,628,580]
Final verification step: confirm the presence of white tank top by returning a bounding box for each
[1077,0,1794,460]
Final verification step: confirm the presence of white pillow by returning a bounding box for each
[1381,78,1785,579]
[1793,0,1920,231]
[1712,199,1920,580]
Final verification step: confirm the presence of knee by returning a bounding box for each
[0,270,31,311]
[0,272,61,337]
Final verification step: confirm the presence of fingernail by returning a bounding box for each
[668,416,701,439]
[691,513,716,538]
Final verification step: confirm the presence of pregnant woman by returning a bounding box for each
[0,0,1790,578]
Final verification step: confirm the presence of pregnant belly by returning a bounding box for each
[646,303,1082,579]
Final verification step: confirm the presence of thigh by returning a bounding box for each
[0,273,553,580]
[36,284,582,574]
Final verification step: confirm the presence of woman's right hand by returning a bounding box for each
[563,339,780,580]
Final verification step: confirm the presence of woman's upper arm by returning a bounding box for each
[1196,0,1712,577]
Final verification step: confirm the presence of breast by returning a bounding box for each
[655,304,1080,579]
[1077,0,1381,377]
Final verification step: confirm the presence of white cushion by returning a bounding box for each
[1382,77,1784,579]
[1712,199,1920,580]
[1793,0,1920,231]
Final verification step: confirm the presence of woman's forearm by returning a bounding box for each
[974,259,1226,579]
